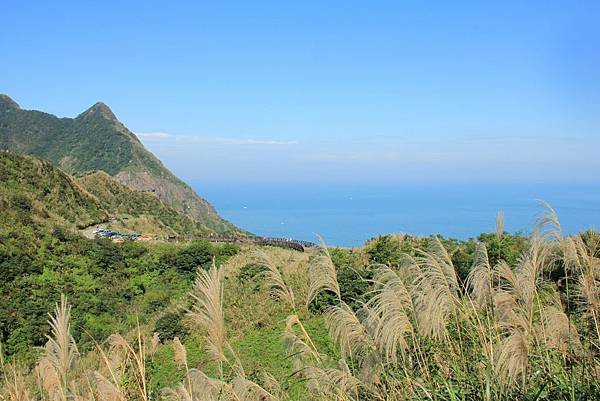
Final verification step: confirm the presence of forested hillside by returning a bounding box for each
[76,170,208,237]
[0,153,240,360]
[0,152,107,229]
[0,94,238,233]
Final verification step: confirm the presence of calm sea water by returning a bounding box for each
[194,181,600,247]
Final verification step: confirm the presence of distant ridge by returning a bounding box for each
[0,94,239,234]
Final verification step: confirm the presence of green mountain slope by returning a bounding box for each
[0,152,219,238]
[0,151,244,359]
[0,94,237,234]
[76,170,206,237]
[0,152,107,229]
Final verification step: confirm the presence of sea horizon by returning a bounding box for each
[193,180,600,247]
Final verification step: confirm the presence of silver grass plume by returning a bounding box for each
[163,369,238,401]
[541,293,582,357]
[325,302,373,359]
[410,237,460,340]
[535,200,563,243]
[306,243,341,306]
[365,265,414,363]
[496,328,529,387]
[304,360,361,401]
[149,333,160,357]
[466,242,495,308]
[282,315,322,374]
[1,350,35,401]
[249,250,296,309]
[37,294,78,401]
[187,262,228,371]
[496,210,505,242]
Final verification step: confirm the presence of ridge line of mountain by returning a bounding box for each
[0,94,241,235]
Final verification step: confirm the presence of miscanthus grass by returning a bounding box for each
[1,205,598,400]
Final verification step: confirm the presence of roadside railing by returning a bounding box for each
[197,235,319,252]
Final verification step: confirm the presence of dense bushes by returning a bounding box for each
[154,312,189,341]
[0,228,238,362]
[310,232,530,313]
[160,241,213,273]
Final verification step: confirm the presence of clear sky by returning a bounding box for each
[2,1,599,183]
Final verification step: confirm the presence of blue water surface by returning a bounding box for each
[194,181,600,247]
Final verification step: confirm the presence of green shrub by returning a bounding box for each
[154,312,189,341]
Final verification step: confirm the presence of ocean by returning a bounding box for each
[194,181,600,247]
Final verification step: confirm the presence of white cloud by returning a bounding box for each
[137,132,600,182]
[216,138,299,145]
[135,132,174,140]
[135,132,298,146]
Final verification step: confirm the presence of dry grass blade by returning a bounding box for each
[249,250,296,309]
[496,211,505,242]
[365,266,414,363]
[535,200,563,242]
[187,262,227,370]
[410,237,460,340]
[36,294,78,401]
[325,303,372,359]
[466,242,494,308]
[0,351,35,401]
[496,328,529,388]
[306,240,341,306]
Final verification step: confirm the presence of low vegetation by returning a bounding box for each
[1,204,598,400]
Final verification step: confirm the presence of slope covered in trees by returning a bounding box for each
[0,153,240,360]
[0,94,238,234]
[0,152,107,229]
[76,170,207,237]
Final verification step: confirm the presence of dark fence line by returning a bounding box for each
[197,235,319,252]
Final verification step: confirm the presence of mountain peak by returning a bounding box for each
[0,94,21,110]
[77,101,118,121]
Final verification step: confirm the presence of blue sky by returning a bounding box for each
[2,1,599,183]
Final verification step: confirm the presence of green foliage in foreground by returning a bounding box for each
[5,219,596,401]
[0,224,238,362]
